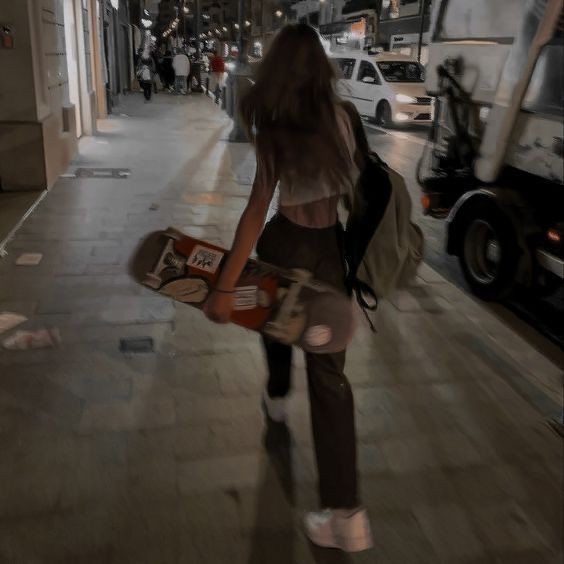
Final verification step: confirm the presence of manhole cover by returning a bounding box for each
[73,168,131,179]
[119,337,154,354]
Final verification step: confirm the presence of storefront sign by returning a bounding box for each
[351,19,366,38]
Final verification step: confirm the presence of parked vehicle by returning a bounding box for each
[417,0,563,300]
[331,51,433,127]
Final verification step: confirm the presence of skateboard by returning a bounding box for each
[129,228,355,353]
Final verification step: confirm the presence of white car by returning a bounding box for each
[331,52,433,127]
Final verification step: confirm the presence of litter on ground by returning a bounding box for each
[0,312,27,336]
[15,253,43,266]
[2,328,61,350]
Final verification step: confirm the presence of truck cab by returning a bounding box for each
[418,0,564,299]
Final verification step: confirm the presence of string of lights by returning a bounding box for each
[161,0,256,41]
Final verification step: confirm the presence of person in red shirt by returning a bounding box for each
[208,50,225,103]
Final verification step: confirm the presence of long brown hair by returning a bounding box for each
[240,24,353,193]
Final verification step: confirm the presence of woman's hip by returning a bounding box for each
[256,214,346,290]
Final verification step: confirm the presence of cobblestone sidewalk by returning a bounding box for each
[0,93,562,564]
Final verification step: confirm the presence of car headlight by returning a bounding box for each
[395,94,417,104]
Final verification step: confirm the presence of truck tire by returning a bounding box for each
[459,206,520,300]
[375,101,393,128]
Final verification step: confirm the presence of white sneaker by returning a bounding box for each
[304,508,373,552]
[262,391,287,423]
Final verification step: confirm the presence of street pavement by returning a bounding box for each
[0,92,562,564]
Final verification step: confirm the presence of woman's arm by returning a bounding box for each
[215,176,276,290]
[204,152,277,323]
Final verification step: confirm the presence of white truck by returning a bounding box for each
[418,0,563,300]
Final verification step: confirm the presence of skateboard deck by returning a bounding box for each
[129,228,355,353]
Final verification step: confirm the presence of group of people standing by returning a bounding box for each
[136,48,225,103]
[136,49,192,101]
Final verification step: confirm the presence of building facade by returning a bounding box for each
[378,0,431,62]
[101,0,133,110]
[0,0,95,191]
[0,0,133,192]
[288,0,431,58]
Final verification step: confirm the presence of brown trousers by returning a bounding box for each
[256,213,358,509]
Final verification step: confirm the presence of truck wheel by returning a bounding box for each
[459,207,520,300]
[375,101,393,128]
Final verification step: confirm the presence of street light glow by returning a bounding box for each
[275,10,283,17]
[245,20,251,27]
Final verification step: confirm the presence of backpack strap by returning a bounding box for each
[340,101,371,169]
[340,102,384,334]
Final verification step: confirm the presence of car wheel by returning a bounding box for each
[375,101,393,128]
[459,206,520,300]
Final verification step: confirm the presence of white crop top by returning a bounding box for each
[277,105,359,207]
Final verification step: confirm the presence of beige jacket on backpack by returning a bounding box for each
[356,166,424,298]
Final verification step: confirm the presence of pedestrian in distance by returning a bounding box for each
[173,49,191,95]
[161,50,175,92]
[203,24,373,553]
[208,49,225,104]
[137,57,154,101]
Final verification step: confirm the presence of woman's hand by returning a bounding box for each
[203,290,234,324]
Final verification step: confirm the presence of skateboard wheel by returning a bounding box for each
[304,325,332,348]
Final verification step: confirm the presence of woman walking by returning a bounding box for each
[204,24,372,552]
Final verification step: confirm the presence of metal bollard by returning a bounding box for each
[221,86,227,110]
[191,62,204,94]
[229,71,252,143]
[225,74,235,117]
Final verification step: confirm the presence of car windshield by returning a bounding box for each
[377,61,425,83]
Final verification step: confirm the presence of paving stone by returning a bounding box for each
[370,510,440,563]
[0,436,73,517]
[412,503,486,561]
[0,369,83,424]
[467,501,551,554]
[79,398,176,432]
[65,376,131,403]
[59,435,129,508]
[173,425,213,459]
[358,444,388,475]
[0,506,118,563]
[380,436,439,474]
[177,454,265,495]
[430,431,485,468]
[174,394,260,424]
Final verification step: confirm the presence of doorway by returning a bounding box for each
[63,0,82,137]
